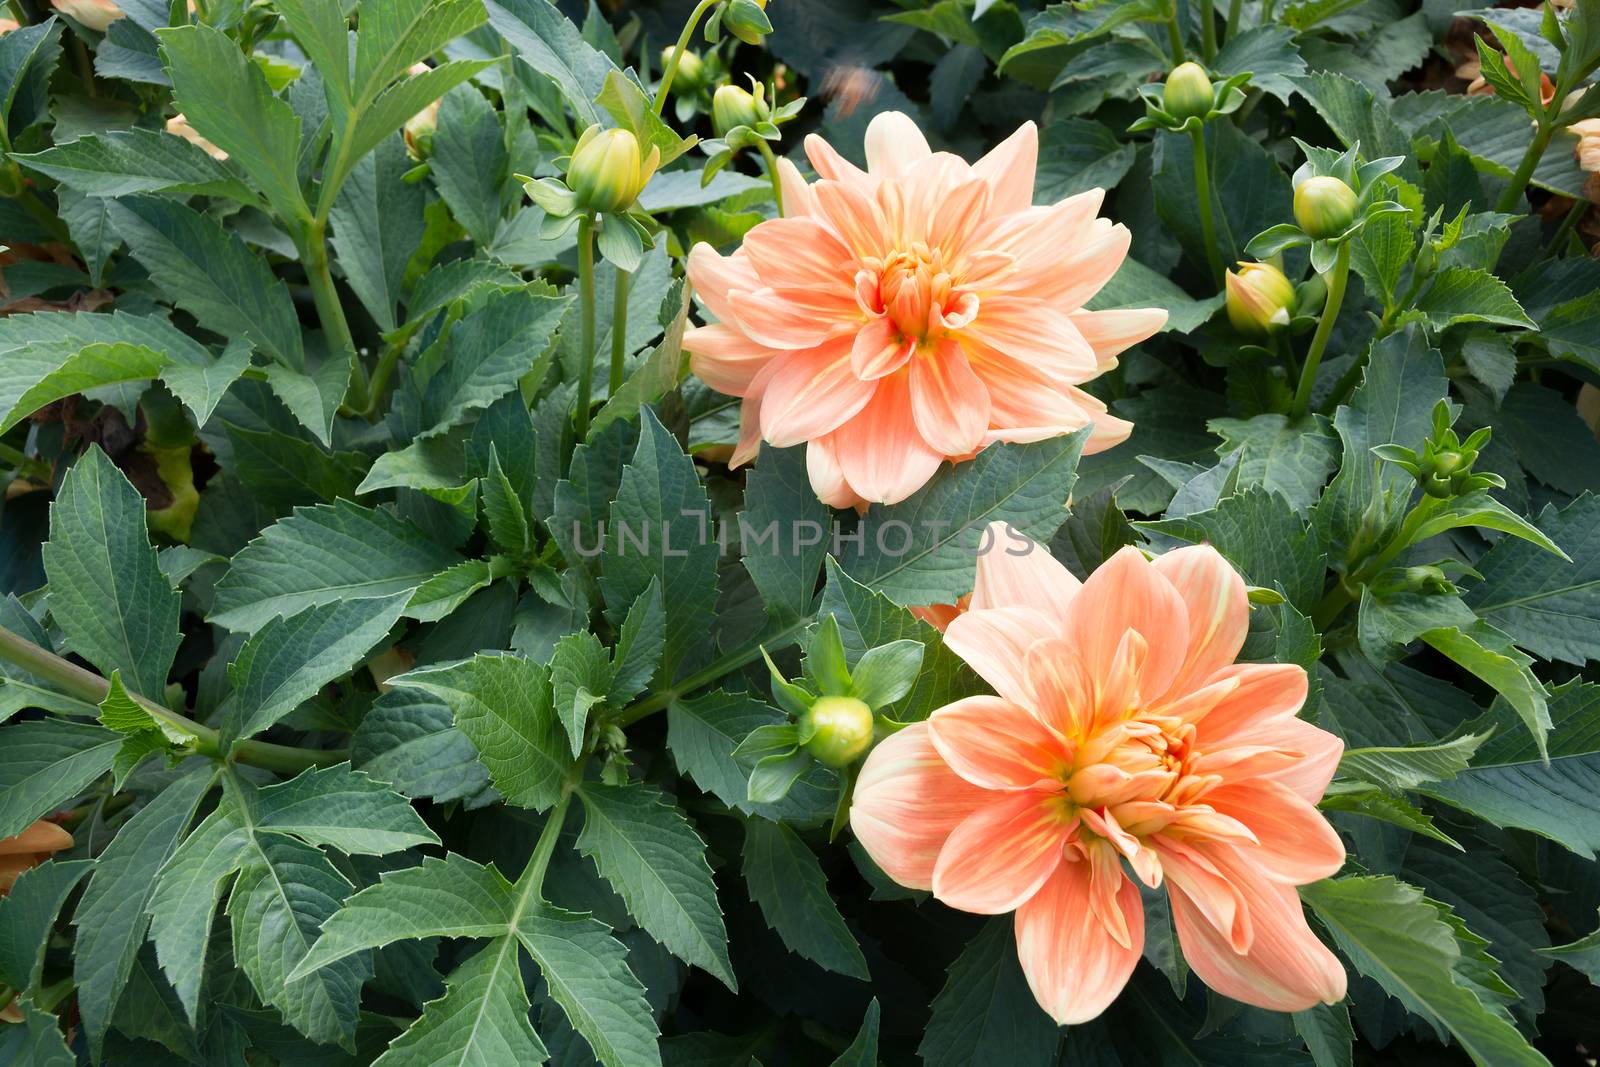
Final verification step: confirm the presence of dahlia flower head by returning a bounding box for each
[683,112,1166,508]
[851,524,1348,1024]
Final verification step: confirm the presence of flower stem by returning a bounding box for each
[609,267,631,396]
[1199,0,1216,61]
[618,616,810,727]
[297,222,368,413]
[514,789,574,898]
[574,214,597,440]
[1165,0,1187,63]
[1495,120,1555,214]
[360,343,404,421]
[1292,241,1349,419]
[1187,124,1224,287]
[1311,496,1443,628]
[0,625,346,774]
[1544,196,1586,256]
[755,139,786,217]
[653,0,719,115]
[1224,0,1242,41]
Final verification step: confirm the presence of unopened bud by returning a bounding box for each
[712,83,766,137]
[723,0,772,45]
[1294,175,1359,239]
[1225,262,1295,336]
[567,126,659,214]
[1163,62,1214,122]
[661,46,707,93]
[801,696,874,768]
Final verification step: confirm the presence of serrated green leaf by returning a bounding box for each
[1467,493,1600,665]
[212,500,464,633]
[42,446,180,701]
[740,445,830,625]
[482,448,531,557]
[0,996,73,1067]
[1301,876,1545,1067]
[1208,414,1339,513]
[247,763,440,855]
[345,60,495,175]
[352,687,499,808]
[1293,1002,1353,1067]
[609,579,663,707]
[228,593,410,741]
[295,854,516,977]
[1338,733,1488,792]
[108,196,305,369]
[154,23,308,219]
[14,127,258,201]
[741,819,867,980]
[600,408,719,680]
[1424,681,1600,857]
[1412,267,1535,329]
[575,783,733,989]
[918,918,1059,1066]
[229,834,368,1048]
[0,719,120,839]
[74,767,212,1058]
[391,653,572,811]
[407,557,512,623]
[0,858,93,991]
[485,0,612,128]
[331,135,427,333]
[515,904,662,1067]
[0,341,168,434]
[1417,623,1548,759]
[374,936,549,1067]
[146,804,251,1022]
[1538,912,1600,983]
[838,431,1088,606]
[830,1000,880,1067]
[551,631,610,758]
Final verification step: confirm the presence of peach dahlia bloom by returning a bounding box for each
[683,112,1165,508]
[0,820,74,895]
[850,525,1348,1023]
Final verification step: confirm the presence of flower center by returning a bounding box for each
[863,243,977,342]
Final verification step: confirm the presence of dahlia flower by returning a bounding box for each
[850,525,1348,1023]
[683,112,1166,508]
[49,0,123,31]
[0,819,73,895]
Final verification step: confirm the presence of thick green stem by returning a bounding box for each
[574,215,597,440]
[361,343,404,420]
[514,790,574,898]
[1188,124,1224,287]
[1165,0,1187,63]
[1545,197,1587,256]
[0,625,347,775]
[1224,0,1242,41]
[1199,0,1216,61]
[1495,121,1555,214]
[755,139,785,217]
[1292,242,1349,419]
[609,267,631,396]
[11,187,72,245]
[653,0,719,115]
[297,223,368,412]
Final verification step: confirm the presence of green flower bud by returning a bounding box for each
[1293,175,1359,240]
[567,125,660,214]
[712,82,766,137]
[661,45,706,93]
[1225,261,1295,336]
[723,0,772,46]
[801,695,874,768]
[1163,62,1214,122]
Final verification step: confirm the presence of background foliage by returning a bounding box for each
[2,0,1600,1062]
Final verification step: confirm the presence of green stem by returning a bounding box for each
[574,215,597,440]
[0,625,347,775]
[1292,241,1349,419]
[1319,347,1368,415]
[653,0,719,115]
[1223,0,1242,41]
[1199,0,1216,61]
[618,617,809,727]
[1273,329,1299,384]
[1311,496,1443,628]
[1165,0,1187,63]
[296,223,368,412]
[609,267,631,397]
[1188,124,1224,287]
[361,344,403,420]
[514,789,574,898]
[755,139,785,217]
[1495,120,1555,214]
[12,187,72,245]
